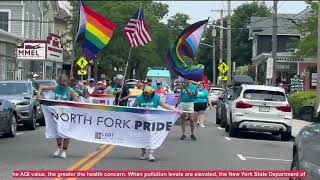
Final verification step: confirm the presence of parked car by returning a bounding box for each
[208,87,222,105]
[224,85,292,141]
[34,79,56,99]
[216,87,236,126]
[0,99,17,137]
[0,81,44,129]
[291,122,320,180]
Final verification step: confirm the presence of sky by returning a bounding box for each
[156,1,308,23]
[59,1,308,23]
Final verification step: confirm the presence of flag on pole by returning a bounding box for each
[75,2,116,61]
[123,8,151,47]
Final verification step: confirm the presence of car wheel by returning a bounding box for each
[3,114,17,138]
[225,124,230,132]
[215,109,221,124]
[229,123,238,137]
[39,117,46,126]
[289,154,301,180]
[281,132,291,141]
[25,109,37,130]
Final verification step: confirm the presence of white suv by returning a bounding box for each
[225,85,292,141]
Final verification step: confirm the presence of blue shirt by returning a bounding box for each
[194,89,209,103]
[136,94,161,108]
[180,84,197,102]
[54,86,71,101]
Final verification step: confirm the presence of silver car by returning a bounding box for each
[208,87,223,105]
[0,81,43,130]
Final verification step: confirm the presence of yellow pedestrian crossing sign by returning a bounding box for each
[77,70,87,76]
[76,57,88,69]
[218,63,229,74]
[219,76,228,81]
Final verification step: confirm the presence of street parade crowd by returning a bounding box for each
[36,74,213,162]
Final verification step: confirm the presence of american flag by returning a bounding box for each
[123,9,151,47]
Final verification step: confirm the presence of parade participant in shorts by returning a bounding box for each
[177,79,198,140]
[132,86,181,162]
[194,82,212,128]
[37,74,78,159]
[114,74,130,106]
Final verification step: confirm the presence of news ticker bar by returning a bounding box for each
[13,170,306,178]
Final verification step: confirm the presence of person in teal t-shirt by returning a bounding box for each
[37,74,78,159]
[194,82,212,128]
[176,79,198,141]
[132,86,181,162]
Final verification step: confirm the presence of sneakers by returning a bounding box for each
[200,124,205,128]
[196,121,200,127]
[180,134,186,140]
[53,148,61,157]
[149,153,155,162]
[53,148,67,158]
[191,134,197,141]
[140,149,146,160]
[60,150,67,159]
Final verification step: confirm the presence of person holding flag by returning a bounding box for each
[132,86,182,162]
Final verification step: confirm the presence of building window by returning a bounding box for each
[25,12,29,38]
[0,11,9,32]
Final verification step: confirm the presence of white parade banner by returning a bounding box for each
[41,100,180,149]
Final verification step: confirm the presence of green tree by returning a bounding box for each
[292,1,318,57]
[167,13,190,38]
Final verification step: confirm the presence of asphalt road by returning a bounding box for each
[0,108,293,180]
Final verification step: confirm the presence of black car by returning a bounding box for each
[0,99,17,137]
[216,87,236,128]
[291,121,320,180]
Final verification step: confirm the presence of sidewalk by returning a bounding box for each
[291,119,312,138]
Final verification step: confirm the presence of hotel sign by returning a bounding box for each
[17,42,46,60]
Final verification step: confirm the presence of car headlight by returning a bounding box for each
[16,100,31,106]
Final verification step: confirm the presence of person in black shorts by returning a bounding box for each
[194,82,212,128]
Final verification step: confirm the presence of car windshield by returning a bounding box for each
[243,89,286,102]
[35,80,55,86]
[0,83,31,95]
[148,76,170,87]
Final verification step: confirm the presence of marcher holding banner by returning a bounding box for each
[132,86,181,162]
[37,74,78,159]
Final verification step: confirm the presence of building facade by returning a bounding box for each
[249,9,317,91]
[0,1,69,80]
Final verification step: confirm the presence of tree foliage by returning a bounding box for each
[292,1,318,58]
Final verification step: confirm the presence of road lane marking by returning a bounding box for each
[79,145,116,171]
[217,127,223,130]
[237,154,246,160]
[224,137,231,141]
[53,144,109,180]
[244,156,292,162]
[16,133,24,136]
[67,144,109,170]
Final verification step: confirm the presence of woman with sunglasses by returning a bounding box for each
[132,86,181,162]
[37,74,78,159]
[194,82,212,128]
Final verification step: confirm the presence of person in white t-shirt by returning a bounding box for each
[84,78,96,98]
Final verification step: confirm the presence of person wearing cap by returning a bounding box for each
[132,86,181,162]
[84,78,96,98]
[146,78,157,90]
[113,74,130,106]
[177,79,198,141]
[154,80,166,97]
[92,81,107,95]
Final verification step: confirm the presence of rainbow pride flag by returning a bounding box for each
[76,2,116,61]
[166,19,208,81]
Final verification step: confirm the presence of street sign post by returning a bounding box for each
[219,76,228,81]
[218,63,229,74]
[76,57,88,69]
[77,70,87,76]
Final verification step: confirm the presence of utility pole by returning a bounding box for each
[219,9,224,86]
[271,0,278,86]
[212,28,217,85]
[317,1,320,115]
[227,0,232,85]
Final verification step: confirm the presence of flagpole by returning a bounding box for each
[117,3,143,105]
[70,1,81,79]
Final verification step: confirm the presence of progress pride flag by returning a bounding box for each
[13,170,306,178]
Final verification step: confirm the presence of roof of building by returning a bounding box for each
[0,29,23,44]
[249,14,302,39]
